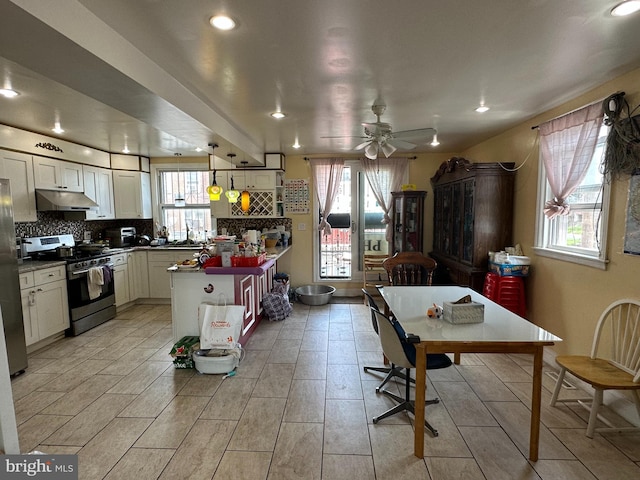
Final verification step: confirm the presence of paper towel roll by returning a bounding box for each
[247,230,258,245]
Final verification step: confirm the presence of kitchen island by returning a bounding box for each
[170,246,291,345]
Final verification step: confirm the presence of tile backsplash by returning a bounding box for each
[216,217,292,238]
[15,212,153,242]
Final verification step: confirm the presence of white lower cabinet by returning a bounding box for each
[129,251,149,300]
[112,253,130,306]
[148,250,200,299]
[20,266,70,346]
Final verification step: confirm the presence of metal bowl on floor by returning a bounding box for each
[295,285,336,306]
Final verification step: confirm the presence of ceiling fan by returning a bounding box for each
[324,97,437,159]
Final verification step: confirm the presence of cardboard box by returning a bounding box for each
[443,301,484,324]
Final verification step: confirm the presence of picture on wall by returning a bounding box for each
[623,171,640,255]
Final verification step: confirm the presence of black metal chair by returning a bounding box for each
[372,309,451,436]
[362,288,413,389]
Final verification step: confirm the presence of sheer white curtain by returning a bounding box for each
[361,157,408,241]
[539,102,603,219]
[309,158,345,235]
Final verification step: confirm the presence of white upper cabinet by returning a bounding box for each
[33,156,83,192]
[0,150,37,222]
[113,170,152,219]
[237,170,276,190]
[83,165,115,220]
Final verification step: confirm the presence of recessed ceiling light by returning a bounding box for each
[195,147,203,152]
[292,140,301,149]
[209,15,236,30]
[611,0,640,16]
[271,111,286,119]
[122,147,130,154]
[475,105,490,113]
[51,122,64,134]
[430,134,440,147]
[0,88,19,98]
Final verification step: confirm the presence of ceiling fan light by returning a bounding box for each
[380,141,397,157]
[364,142,379,159]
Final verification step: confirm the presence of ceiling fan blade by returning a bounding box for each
[380,141,397,157]
[355,139,373,150]
[387,138,417,150]
[364,142,379,159]
[321,135,368,139]
[392,127,437,142]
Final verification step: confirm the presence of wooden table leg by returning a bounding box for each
[414,344,427,458]
[529,346,543,462]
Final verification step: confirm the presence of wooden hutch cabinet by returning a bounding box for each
[391,190,426,253]
[430,158,515,292]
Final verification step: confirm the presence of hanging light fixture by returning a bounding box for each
[224,153,240,203]
[174,153,185,207]
[240,161,251,213]
[206,143,224,200]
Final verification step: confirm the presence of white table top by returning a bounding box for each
[380,286,561,344]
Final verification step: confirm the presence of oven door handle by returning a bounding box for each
[71,264,115,275]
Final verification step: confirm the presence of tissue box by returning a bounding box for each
[443,301,484,324]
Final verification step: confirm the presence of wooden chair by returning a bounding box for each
[382,252,459,364]
[382,252,437,286]
[362,253,389,304]
[550,299,640,437]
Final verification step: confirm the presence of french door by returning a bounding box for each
[317,162,389,280]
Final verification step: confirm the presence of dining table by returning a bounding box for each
[379,285,562,461]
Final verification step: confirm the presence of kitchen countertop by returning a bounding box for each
[18,244,290,273]
[18,259,67,273]
[169,245,292,275]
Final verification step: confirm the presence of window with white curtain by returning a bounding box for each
[158,168,211,242]
[534,120,611,269]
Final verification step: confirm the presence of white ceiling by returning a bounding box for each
[1,0,640,164]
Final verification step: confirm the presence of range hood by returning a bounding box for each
[36,189,99,211]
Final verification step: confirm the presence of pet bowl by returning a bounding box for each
[295,285,336,306]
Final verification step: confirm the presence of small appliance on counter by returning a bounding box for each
[104,227,136,248]
[135,234,151,246]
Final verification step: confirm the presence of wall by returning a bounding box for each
[462,66,640,357]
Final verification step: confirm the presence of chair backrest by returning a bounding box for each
[374,309,414,369]
[592,299,640,382]
[383,252,437,286]
[361,288,380,334]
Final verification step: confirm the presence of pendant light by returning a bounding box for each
[207,170,224,201]
[240,161,251,213]
[224,153,240,203]
[206,143,224,200]
[174,153,185,207]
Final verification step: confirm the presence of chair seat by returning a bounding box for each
[427,353,453,370]
[556,355,640,390]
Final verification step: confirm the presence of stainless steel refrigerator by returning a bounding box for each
[0,178,27,375]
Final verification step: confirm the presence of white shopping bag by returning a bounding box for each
[198,298,245,349]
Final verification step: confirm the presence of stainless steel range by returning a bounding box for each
[25,235,116,336]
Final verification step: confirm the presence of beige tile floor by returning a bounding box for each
[10,300,640,480]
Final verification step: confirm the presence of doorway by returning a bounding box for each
[317,163,389,280]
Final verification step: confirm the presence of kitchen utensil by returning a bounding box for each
[56,244,75,258]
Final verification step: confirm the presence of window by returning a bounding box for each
[534,123,611,268]
[158,168,211,242]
